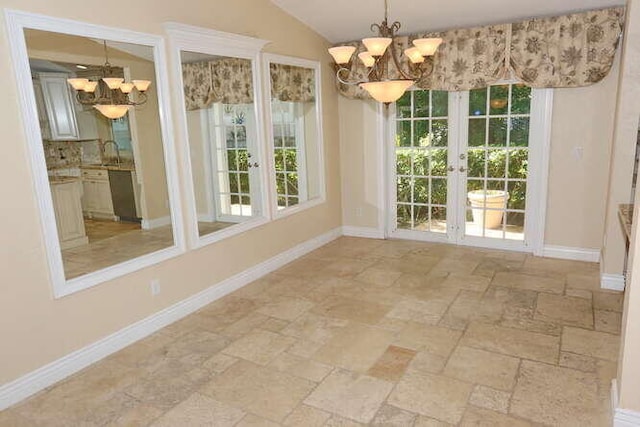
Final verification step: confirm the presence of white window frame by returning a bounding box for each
[164,22,270,249]
[272,100,309,208]
[4,9,186,298]
[263,53,326,220]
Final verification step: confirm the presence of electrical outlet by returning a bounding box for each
[150,279,161,296]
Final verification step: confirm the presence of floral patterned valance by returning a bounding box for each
[182,58,253,110]
[510,8,624,87]
[269,63,315,103]
[333,6,624,99]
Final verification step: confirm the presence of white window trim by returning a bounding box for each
[383,85,553,254]
[262,53,326,221]
[164,22,271,249]
[4,9,187,298]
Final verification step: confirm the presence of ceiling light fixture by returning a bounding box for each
[67,41,151,119]
[328,0,442,105]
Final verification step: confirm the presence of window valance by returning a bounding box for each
[269,63,316,103]
[182,58,254,110]
[182,60,317,111]
[334,6,624,99]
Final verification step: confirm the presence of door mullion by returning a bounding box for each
[447,91,461,244]
[455,91,470,245]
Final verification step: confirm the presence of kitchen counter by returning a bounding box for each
[49,175,81,184]
[81,164,136,172]
[619,204,633,242]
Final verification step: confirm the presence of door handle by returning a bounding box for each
[248,162,259,168]
[447,166,455,172]
[459,153,466,160]
[459,166,466,172]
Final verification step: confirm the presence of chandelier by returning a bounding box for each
[328,0,442,104]
[66,41,151,120]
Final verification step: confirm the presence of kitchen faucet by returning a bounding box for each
[101,140,120,166]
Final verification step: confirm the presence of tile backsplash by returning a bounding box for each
[44,140,82,169]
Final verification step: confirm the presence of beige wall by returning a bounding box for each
[185,109,211,218]
[545,55,620,249]
[339,75,621,250]
[340,97,381,229]
[0,0,341,387]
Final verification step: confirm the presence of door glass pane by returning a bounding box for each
[464,83,530,242]
[394,90,449,234]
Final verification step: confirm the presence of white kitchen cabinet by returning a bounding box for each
[81,168,114,219]
[39,72,80,141]
[50,179,88,249]
[32,77,52,140]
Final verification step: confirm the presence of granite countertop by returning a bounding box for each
[81,164,136,172]
[49,175,81,184]
[619,204,633,242]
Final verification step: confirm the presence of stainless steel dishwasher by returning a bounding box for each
[108,170,139,222]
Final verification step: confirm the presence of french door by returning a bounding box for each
[388,83,550,252]
[206,103,262,223]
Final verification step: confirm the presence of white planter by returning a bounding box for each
[467,190,509,229]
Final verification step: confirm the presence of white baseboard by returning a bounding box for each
[0,227,342,411]
[141,215,171,230]
[541,245,601,262]
[342,226,385,239]
[602,273,626,291]
[613,379,640,426]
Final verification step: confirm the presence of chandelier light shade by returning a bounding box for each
[412,38,443,56]
[358,52,376,68]
[67,40,152,119]
[362,37,392,57]
[93,104,131,120]
[359,80,414,103]
[328,46,357,64]
[328,0,443,104]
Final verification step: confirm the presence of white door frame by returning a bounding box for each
[384,86,553,254]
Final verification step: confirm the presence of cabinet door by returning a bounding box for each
[51,182,87,242]
[95,181,114,215]
[39,73,80,140]
[82,180,99,212]
[32,78,51,140]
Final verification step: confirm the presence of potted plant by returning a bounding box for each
[467,189,509,229]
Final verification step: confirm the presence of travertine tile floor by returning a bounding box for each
[62,226,174,279]
[2,237,623,426]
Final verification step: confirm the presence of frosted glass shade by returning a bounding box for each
[359,80,414,103]
[94,104,131,119]
[119,82,135,94]
[82,81,98,93]
[412,38,443,56]
[358,51,375,67]
[133,80,152,92]
[102,77,123,89]
[404,47,425,64]
[362,37,392,56]
[67,78,89,90]
[328,46,356,64]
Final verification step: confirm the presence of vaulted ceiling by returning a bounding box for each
[270,0,626,43]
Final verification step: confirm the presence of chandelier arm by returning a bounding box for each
[335,66,377,86]
[388,40,415,80]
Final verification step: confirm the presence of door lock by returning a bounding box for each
[459,153,466,160]
[247,162,259,168]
